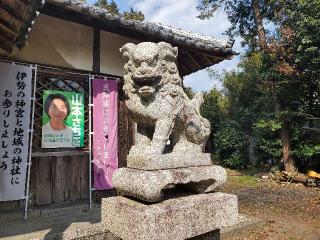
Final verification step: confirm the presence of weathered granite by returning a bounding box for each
[127,152,212,170]
[121,42,211,162]
[102,192,238,240]
[112,166,227,202]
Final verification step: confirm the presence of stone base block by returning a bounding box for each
[127,153,211,170]
[112,166,227,202]
[102,192,238,240]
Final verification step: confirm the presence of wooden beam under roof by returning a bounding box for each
[0,7,22,33]
[0,22,16,41]
[1,0,28,20]
[185,51,202,69]
[178,59,190,76]
[0,34,13,52]
[203,54,214,65]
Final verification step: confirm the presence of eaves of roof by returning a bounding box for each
[42,0,237,76]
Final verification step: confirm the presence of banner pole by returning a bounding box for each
[88,75,93,210]
[24,64,37,220]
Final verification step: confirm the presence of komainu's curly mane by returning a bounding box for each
[121,42,184,99]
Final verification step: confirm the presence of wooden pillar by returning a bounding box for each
[93,28,100,73]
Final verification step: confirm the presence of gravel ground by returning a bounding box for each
[221,169,320,240]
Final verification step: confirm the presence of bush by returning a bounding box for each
[215,120,248,168]
[253,119,282,164]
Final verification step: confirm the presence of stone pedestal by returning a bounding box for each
[112,166,227,202]
[102,192,238,240]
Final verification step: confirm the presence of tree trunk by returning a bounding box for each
[280,127,295,172]
[281,171,308,184]
[252,0,267,50]
[249,135,257,166]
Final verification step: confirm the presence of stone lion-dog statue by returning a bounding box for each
[120,42,211,159]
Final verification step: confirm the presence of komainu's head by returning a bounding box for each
[120,42,182,98]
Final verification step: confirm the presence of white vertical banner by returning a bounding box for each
[0,62,33,201]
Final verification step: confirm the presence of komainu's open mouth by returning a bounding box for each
[138,86,155,97]
[133,75,156,85]
[133,72,160,97]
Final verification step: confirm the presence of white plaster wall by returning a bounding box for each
[7,14,140,76]
[100,31,138,76]
[12,14,93,71]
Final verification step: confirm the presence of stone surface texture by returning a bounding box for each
[102,192,238,240]
[127,152,212,170]
[120,42,211,161]
[113,166,227,202]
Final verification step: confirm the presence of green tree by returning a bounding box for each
[282,0,320,117]
[280,0,320,170]
[201,88,227,152]
[197,0,320,171]
[215,120,248,168]
[222,52,283,166]
[95,0,120,15]
[94,1,145,21]
[197,0,275,50]
[198,0,320,172]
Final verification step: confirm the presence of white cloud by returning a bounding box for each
[131,0,243,92]
[132,0,230,38]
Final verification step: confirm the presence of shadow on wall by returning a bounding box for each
[12,22,78,70]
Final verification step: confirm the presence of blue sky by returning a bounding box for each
[88,0,243,92]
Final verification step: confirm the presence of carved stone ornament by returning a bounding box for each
[120,42,211,168]
[114,41,229,202]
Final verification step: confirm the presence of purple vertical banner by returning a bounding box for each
[92,78,118,190]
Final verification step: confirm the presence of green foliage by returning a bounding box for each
[215,120,249,168]
[200,88,226,151]
[94,1,145,21]
[123,8,145,21]
[201,88,225,129]
[95,0,120,15]
[294,144,320,160]
[253,119,283,162]
[183,86,194,99]
[197,0,222,20]
[285,0,320,73]
[197,0,276,48]
[197,0,320,171]
[290,120,320,170]
[283,0,320,117]
[254,119,282,132]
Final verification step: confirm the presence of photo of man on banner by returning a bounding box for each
[41,90,84,148]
